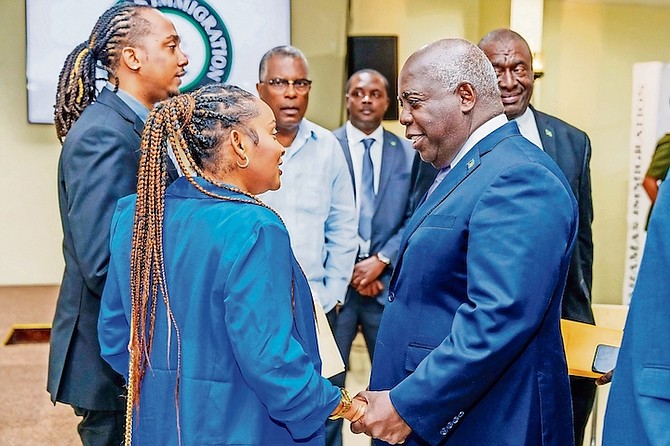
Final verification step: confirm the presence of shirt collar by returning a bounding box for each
[451,113,508,169]
[345,121,384,145]
[105,83,150,123]
[513,107,543,150]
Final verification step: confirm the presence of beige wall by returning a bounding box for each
[541,0,670,303]
[4,0,670,307]
[0,1,63,285]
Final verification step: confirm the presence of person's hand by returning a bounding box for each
[351,257,386,289]
[596,370,613,386]
[350,390,411,444]
[356,279,384,297]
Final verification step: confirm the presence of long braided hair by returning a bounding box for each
[53,2,152,143]
[125,83,268,445]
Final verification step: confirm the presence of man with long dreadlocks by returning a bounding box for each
[97,84,367,445]
[47,3,188,444]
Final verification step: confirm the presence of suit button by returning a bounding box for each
[439,427,448,436]
[388,292,395,302]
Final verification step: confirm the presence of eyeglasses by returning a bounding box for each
[261,78,312,94]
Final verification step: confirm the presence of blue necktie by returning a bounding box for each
[358,138,375,241]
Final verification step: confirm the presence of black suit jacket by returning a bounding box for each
[533,106,594,324]
[333,126,414,305]
[48,88,177,409]
[408,108,594,324]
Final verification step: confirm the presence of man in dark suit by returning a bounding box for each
[603,171,670,446]
[478,29,596,446]
[327,69,414,446]
[48,4,187,445]
[351,38,577,446]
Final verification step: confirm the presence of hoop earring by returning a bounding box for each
[236,153,250,169]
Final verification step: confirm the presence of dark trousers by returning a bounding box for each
[570,376,597,446]
[325,291,383,446]
[73,406,125,446]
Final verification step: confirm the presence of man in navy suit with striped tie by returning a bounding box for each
[328,69,414,446]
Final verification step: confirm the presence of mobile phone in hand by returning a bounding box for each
[592,344,620,374]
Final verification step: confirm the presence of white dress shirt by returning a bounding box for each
[514,107,544,150]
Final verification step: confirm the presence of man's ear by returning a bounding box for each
[121,46,141,72]
[457,83,476,113]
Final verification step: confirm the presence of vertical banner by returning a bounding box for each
[622,62,670,304]
[26,0,290,124]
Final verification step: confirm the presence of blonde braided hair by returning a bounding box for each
[125,83,280,445]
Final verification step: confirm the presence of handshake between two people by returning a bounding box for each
[336,389,412,445]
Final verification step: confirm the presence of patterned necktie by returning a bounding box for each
[358,138,375,241]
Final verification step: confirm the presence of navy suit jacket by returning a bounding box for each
[409,108,594,325]
[603,173,670,446]
[333,126,414,305]
[48,88,176,410]
[371,122,577,445]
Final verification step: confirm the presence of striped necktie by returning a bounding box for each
[358,138,375,241]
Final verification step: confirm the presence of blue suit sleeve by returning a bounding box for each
[390,164,577,443]
[62,125,138,298]
[223,219,340,440]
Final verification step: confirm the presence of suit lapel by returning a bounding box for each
[533,107,558,161]
[392,122,520,279]
[96,88,144,139]
[333,127,357,198]
[95,89,179,182]
[397,149,480,256]
[375,130,399,210]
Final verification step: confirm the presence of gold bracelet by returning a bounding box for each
[328,388,352,420]
[348,400,367,423]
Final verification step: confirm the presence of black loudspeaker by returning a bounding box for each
[346,36,398,121]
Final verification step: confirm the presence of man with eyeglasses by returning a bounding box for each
[256,46,358,338]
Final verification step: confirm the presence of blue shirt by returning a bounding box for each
[107,83,149,122]
[260,119,358,312]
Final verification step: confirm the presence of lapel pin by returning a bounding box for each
[467,159,475,169]
[545,129,553,138]
[390,140,396,146]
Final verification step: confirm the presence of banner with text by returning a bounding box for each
[622,61,670,304]
[26,0,290,123]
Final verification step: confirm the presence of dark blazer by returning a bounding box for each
[533,106,595,324]
[407,152,439,214]
[48,88,176,410]
[603,172,670,446]
[333,126,414,305]
[409,108,594,325]
[371,122,577,445]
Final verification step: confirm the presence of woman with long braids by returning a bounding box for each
[98,84,366,445]
[48,3,188,444]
